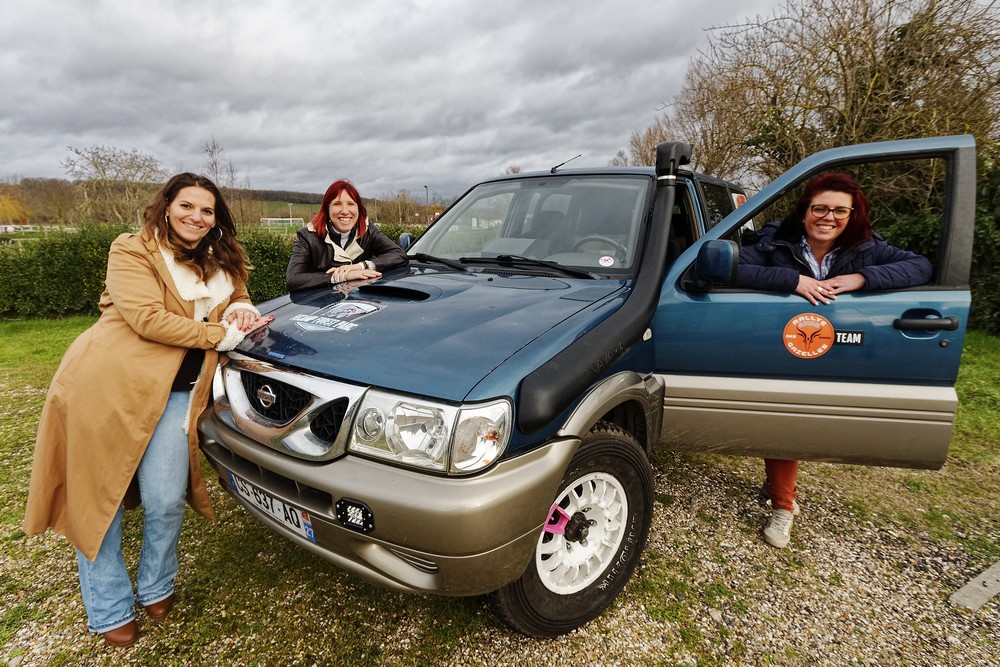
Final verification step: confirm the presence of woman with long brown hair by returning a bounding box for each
[24,173,270,646]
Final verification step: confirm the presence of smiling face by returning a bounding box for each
[328,189,360,234]
[167,186,217,248]
[803,190,853,249]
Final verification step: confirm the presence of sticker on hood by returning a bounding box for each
[292,299,381,332]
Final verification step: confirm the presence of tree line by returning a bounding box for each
[0,138,446,228]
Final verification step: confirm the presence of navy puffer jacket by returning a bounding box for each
[735,221,933,292]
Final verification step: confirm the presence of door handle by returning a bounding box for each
[893,316,959,331]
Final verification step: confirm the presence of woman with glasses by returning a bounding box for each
[735,171,932,549]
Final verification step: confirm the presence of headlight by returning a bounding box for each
[348,392,510,474]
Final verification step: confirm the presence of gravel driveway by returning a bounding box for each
[441,453,1000,666]
[5,452,998,666]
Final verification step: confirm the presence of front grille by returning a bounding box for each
[241,373,311,424]
[310,398,349,442]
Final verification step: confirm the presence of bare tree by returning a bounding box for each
[0,192,29,224]
[62,145,165,224]
[375,189,423,227]
[19,178,81,225]
[622,0,999,186]
[202,137,227,187]
[202,137,256,225]
[608,118,671,167]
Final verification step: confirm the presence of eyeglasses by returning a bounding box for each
[809,205,853,220]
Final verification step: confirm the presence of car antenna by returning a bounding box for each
[550,154,582,174]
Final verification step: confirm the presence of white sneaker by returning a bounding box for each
[764,509,795,548]
[765,497,801,516]
[760,482,800,515]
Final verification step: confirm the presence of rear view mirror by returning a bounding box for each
[690,240,738,290]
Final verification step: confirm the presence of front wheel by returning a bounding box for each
[488,422,653,637]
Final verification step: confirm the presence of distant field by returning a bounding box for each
[258,200,321,221]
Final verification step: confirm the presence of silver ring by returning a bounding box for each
[817,287,824,292]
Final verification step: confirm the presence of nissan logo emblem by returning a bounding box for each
[256,384,278,409]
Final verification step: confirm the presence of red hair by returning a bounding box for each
[310,179,367,239]
[783,172,872,251]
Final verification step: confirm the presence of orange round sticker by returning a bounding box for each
[783,313,835,359]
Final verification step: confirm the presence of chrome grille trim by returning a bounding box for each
[240,373,311,424]
[214,354,369,462]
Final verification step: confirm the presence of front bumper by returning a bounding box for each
[198,408,579,596]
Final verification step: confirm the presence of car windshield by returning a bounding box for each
[410,174,652,275]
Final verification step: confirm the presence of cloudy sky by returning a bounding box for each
[1,0,782,199]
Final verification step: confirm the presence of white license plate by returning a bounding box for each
[227,471,316,543]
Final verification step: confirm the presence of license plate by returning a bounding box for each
[226,471,316,543]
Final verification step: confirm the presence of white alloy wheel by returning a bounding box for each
[536,472,629,594]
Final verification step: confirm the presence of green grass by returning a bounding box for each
[1,320,998,665]
[0,316,96,386]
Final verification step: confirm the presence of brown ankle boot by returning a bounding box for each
[101,619,138,647]
[144,594,175,620]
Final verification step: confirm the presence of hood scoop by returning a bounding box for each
[356,284,431,301]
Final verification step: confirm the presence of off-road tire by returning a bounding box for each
[488,422,653,637]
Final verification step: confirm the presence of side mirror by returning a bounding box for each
[691,240,738,289]
[398,232,414,250]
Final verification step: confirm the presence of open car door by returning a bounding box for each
[653,135,976,469]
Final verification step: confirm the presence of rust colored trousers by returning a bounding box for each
[765,458,799,511]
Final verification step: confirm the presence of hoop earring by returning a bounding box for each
[211,226,223,242]
[164,214,169,223]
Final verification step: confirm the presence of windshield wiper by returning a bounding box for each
[460,255,597,279]
[410,253,471,272]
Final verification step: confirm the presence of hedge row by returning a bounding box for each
[0,226,131,319]
[0,225,425,319]
[1,222,996,335]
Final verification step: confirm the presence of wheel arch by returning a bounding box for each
[558,371,663,452]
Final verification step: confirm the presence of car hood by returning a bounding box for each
[239,268,626,401]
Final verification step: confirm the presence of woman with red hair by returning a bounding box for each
[736,171,932,549]
[286,179,407,292]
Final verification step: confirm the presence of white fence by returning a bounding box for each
[261,218,305,227]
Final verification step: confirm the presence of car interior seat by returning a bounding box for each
[667,209,693,262]
[533,210,569,254]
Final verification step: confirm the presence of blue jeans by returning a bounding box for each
[75,391,190,633]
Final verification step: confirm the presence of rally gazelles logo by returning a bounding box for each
[782,313,835,359]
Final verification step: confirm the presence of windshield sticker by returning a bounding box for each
[783,313,835,359]
[292,300,381,332]
[599,255,615,267]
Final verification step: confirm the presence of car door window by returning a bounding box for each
[700,181,736,231]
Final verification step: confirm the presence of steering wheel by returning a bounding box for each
[571,235,627,256]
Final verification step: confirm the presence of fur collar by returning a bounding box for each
[158,246,235,321]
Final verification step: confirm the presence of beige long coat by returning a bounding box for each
[23,232,254,560]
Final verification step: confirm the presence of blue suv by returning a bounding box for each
[198,135,975,636]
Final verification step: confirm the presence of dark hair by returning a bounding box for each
[310,179,368,240]
[781,172,872,251]
[143,172,250,284]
